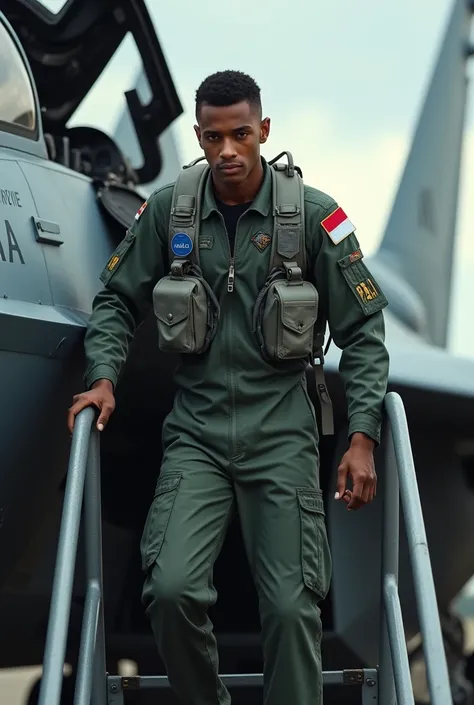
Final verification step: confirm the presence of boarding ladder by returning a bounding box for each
[37,392,453,705]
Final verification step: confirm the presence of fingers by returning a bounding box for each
[335,461,348,500]
[347,483,365,511]
[67,393,115,433]
[336,449,377,512]
[68,388,116,436]
[67,398,95,434]
[367,473,377,503]
[347,475,377,511]
[96,402,114,432]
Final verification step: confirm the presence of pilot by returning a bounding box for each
[68,70,390,705]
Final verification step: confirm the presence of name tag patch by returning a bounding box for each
[199,234,214,249]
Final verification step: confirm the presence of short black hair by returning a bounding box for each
[195,70,262,120]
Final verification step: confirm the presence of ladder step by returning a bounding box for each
[106,669,378,702]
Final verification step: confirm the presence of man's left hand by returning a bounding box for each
[335,433,377,511]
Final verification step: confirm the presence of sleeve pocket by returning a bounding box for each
[337,250,388,316]
[100,230,136,286]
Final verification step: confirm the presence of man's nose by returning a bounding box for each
[220,139,237,160]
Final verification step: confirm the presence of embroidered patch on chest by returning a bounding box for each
[251,230,272,252]
[199,234,214,249]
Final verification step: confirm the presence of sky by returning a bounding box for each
[41,0,474,358]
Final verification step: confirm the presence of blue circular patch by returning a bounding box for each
[171,232,193,257]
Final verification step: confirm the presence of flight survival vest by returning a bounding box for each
[151,151,334,435]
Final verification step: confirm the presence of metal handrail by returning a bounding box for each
[37,393,453,705]
[380,392,452,705]
[38,407,107,705]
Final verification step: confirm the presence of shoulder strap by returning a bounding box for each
[168,158,209,269]
[268,152,334,435]
[267,151,306,279]
[312,327,334,436]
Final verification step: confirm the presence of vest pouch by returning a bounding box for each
[259,279,319,361]
[152,272,218,354]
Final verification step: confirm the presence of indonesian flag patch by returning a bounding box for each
[135,201,148,221]
[321,206,355,245]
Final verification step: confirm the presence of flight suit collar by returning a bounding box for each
[201,158,272,220]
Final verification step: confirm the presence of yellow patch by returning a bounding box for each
[107,255,120,271]
[355,278,379,304]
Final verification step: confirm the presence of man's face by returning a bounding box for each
[194,100,270,186]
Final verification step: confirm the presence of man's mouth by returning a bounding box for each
[220,163,242,172]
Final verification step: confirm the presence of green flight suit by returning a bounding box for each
[83,159,389,705]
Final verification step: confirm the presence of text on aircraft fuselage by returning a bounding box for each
[0,220,25,264]
[0,189,22,209]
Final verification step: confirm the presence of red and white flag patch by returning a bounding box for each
[135,201,148,221]
[321,207,355,244]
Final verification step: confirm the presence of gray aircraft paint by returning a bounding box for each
[370,0,473,348]
[113,67,182,195]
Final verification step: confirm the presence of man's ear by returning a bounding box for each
[260,117,271,144]
[194,124,203,149]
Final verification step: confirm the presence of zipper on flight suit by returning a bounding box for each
[227,259,235,292]
[216,211,245,460]
[222,215,244,294]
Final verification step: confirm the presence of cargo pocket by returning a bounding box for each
[297,488,332,600]
[140,473,182,572]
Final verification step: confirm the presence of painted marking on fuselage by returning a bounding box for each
[0,189,22,208]
[0,220,25,264]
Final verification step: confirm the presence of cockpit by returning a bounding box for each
[0,22,36,136]
[0,0,183,188]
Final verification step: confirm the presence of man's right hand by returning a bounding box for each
[67,379,116,434]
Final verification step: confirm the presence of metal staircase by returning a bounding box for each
[37,392,453,705]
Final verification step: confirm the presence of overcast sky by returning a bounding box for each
[42,0,474,358]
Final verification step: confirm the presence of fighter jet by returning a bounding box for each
[0,0,473,704]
